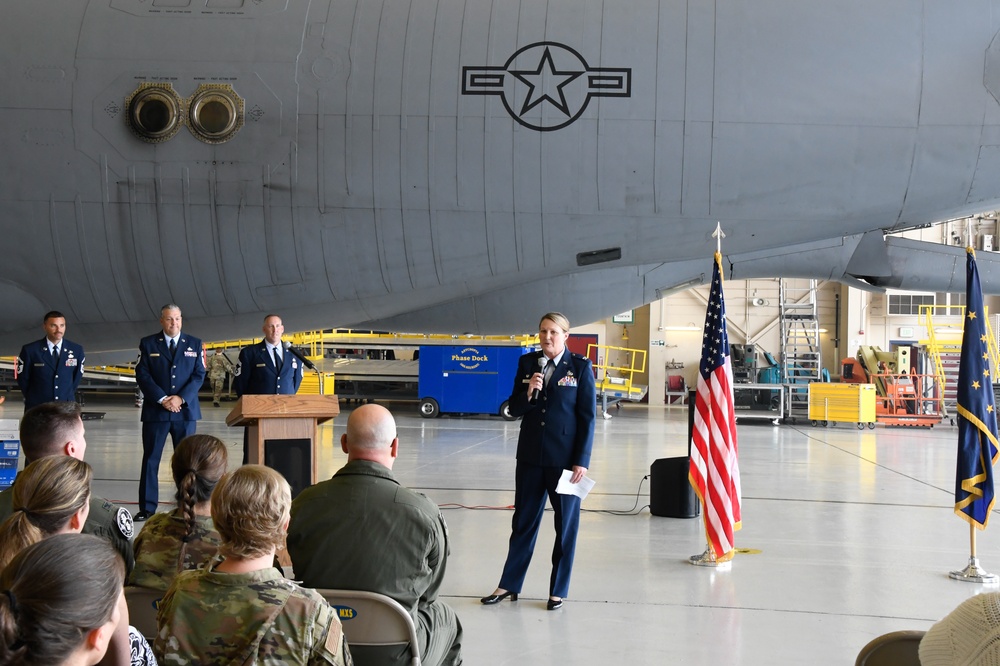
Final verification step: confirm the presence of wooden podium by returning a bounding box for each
[226,394,340,493]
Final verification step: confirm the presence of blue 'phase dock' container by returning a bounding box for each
[417,344,535,419]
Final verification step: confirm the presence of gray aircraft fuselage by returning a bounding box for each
[4,0,1000,351]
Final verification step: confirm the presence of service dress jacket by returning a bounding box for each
[233,341,303,397]
[135,332,205,423]
[507,349,596,469]
[15,338,85,410]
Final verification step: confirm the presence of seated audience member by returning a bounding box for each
[130,435,227,591]
[0,402,134,574]
[919,591,1000,665]
[0,456,154,666]
[0,533,125,666]
[0,456,92,569]
[288,404,463,666]
[154,465,352,665]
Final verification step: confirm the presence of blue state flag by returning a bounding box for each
[956,248,1000,529]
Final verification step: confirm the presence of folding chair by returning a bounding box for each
[855,629,925,666]
[124,585,163,641]
[317,589,421,666]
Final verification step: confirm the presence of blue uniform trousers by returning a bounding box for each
[499,462,581,598]
[138,420,196,513]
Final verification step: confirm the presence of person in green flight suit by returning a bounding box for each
[288,403,463,666]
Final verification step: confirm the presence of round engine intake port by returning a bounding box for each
[125,84,183,143]
[188,84,243,144]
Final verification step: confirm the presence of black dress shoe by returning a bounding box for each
[133,510,153,522]
[547,598,563,611]
[480,590,518,605]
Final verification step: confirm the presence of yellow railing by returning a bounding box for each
[587,344,647,399]
[206,330,539,360]
[921,304,999,411]
[7,330,540,388]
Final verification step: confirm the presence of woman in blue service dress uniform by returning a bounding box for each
[481,312,596,610]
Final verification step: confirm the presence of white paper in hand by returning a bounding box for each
[556,469,596,500]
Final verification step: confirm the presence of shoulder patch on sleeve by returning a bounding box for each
[115,507,134,539]
[324,615,344,658]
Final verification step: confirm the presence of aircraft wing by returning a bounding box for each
[5,1,1000,350]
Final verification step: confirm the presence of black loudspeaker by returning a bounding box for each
[649,457,699,518]
[264,438,311,499]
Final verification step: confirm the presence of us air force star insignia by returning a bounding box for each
[462,41,631,132]
[116,507,135,538]
[15,358,24,375]
[234,360,242,377]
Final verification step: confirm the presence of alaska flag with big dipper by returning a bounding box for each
[955,247,1000,529]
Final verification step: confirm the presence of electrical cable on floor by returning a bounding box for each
[583,474,650,515]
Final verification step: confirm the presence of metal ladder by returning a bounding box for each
[779,279,822,421]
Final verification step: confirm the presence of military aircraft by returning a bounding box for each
[4,0,1000,351]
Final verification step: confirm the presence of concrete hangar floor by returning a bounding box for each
[0,394,994,664]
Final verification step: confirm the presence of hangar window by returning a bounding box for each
[888,293,935,315]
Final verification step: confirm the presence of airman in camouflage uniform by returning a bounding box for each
[206,349,234,407]
[130,509,222,591]
[7,401,136,574]
[155,565,352,665]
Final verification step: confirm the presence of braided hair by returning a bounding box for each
[170,435,227,567]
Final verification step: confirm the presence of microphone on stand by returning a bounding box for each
[529,356,547,404]
[283,341,316,370]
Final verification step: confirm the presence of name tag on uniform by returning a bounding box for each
[33,363,45,367]
[149,353,160,357]
[256,363,266,368]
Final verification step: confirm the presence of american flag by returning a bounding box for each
[689,252,742,562]
[955,247,999,529]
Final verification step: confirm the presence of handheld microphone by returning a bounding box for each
[283,341,316,370]
[530,356,546,404]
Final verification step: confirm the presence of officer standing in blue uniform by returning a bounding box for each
[233,314,304,463]
[134,304,205,522]
[15,311,86,410]
[482,312,596,611]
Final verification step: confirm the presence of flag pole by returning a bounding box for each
[948,242,999,583]
[689,222,736,569]
[949,523,998,582]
